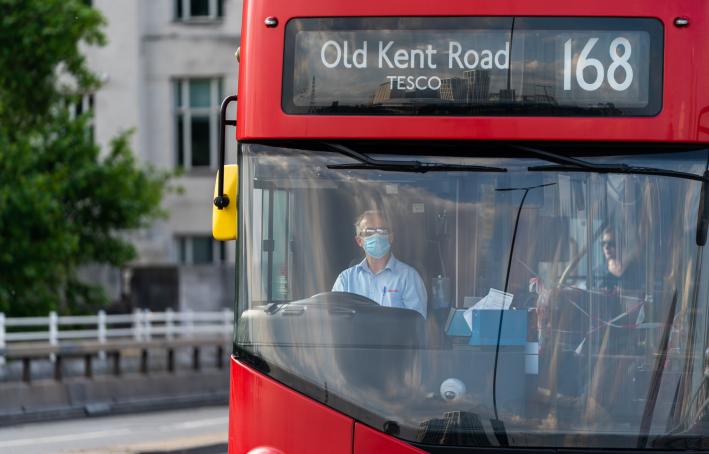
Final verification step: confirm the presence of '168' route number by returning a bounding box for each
[564,37,633,92]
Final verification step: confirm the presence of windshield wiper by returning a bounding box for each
[517,145,709,246]
[516,145,707,183]
[325,143,507,174]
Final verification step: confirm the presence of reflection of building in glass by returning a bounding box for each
[372,82,438,104]
[371,70,492,105]
[464,70,490,103]
[437,71,492,103]
[440,78,467,102]
[497,88,516,103]
[521,84,557,105]
[406,89,439,99]
[373,82,402,104]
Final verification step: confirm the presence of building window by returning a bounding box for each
[72,94,94,118]
[175,0,224,21]
[174,78,223,169]
[68,94,95,143]
[177,235,226,265]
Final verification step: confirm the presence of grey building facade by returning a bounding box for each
[84,0,242,311]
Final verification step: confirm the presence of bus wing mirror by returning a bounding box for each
[213,95,238,241]
[212,164,238,241]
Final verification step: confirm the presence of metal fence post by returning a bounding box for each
[98,310,106,360]
[166,308,174,340]
[49,311,58,362]
[144,309,152,341]
[133,309,142,341]
[0,313,5,367]
[49,311,58,346]
[98,310,107,344]
[186,309,194,338]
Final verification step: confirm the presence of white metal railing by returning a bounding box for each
[0,309,234,350]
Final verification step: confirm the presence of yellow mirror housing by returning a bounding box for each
[212,164,238,241]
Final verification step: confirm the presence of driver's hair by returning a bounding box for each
[354,210,390,236]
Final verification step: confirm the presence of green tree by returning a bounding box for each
[0,0,170,316]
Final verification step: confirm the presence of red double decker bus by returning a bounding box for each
[212,1,709,452]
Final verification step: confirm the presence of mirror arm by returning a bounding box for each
[696,170,709,246]
[214,95,238,210]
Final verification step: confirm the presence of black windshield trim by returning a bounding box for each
[515,145,708,182]
[324,142,508,173]
[242,140,707,158]
[243,139,709,179]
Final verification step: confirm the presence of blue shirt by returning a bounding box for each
[332,255,427,318]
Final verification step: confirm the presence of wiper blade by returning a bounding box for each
[325,143,507,174]
[517,145,709,246]
[516,145,707,183]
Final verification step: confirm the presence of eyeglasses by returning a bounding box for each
[602,240,616,248]
[360,227,390,237]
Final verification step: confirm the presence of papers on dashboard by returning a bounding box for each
[463,288,514,331]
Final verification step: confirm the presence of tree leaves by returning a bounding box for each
[0,0,169,315]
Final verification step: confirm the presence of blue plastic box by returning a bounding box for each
[468,309,528,346]
[445,309,472,337]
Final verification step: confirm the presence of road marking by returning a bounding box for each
[0,428,131,448]
[123,431,227,452]
[172,416,228,430]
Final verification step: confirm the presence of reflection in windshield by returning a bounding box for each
[236,143,709,449]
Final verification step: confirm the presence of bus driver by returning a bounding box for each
[332,210,428,318]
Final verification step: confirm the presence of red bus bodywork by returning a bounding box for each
[237,0,709,143]
[230,1,709,452]
[230,359,427,454]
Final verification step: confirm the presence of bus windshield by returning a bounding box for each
[236,143,709,449]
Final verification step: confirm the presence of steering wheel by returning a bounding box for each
[292,291,379,306]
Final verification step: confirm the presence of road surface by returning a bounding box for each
[0,406,228,454]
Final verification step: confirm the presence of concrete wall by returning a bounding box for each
[126,265,235,311]
[85,0,241,266]
[86,0,146,160]
[179,265,236,311]
[0,372,228,426]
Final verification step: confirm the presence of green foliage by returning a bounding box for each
[0,0,170,315]
[0,0,105,131]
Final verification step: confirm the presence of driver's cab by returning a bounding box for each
[224,143,707,438]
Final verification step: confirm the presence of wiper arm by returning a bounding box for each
[516,145,707,183]
[517,145,709,246]
[325,143,507,174]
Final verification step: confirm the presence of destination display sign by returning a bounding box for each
[282,17,663,116]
